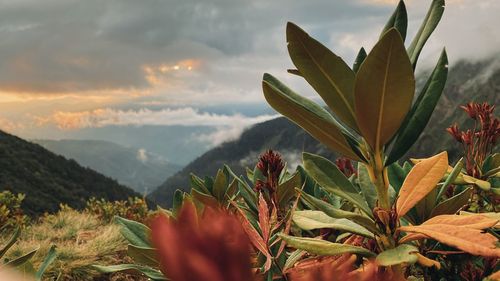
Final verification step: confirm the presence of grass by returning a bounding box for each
[2,206,140,281]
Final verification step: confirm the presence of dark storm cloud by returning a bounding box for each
[0,0,389,93]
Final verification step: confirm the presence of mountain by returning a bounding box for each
[149,57,500,207]
[0,131,141,215]
[34,139,182,194]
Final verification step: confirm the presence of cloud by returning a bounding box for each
[0,0,499,142]
[36,107,278,130]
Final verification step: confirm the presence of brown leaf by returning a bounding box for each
[396,152,448,218]
[399,224,500,257]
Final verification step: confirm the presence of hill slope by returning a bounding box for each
[149,57,500,207]
[0,131,141,215]
[34,139,181,194]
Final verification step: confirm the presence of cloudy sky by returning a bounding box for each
[0,0,498,158]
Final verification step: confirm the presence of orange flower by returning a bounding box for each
[151,203,255,281]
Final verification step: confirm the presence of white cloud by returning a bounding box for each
[37,107,278,130]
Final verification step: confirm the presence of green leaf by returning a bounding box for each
[431,187,473,217]
[93,264,167,280]
[415,186,438,223]
[114,216,152,248]
[381,0,408,41]
[293,210,373,238]
[263,73,360,161]
[353,47,367,73]
[172,189,184,216]
[286,22,358,131]
[376,244,419,266]
[407,0,445,69]
[357,163,378,210]
[213,169,228,201]
[387,49,448,165]
[128,245,159,268]
[303,153,371,216]
[190,174,209,194]
[437,158,463,199]
[482,153,500,176]
[35,245,57,281]
[5,248,38,267]
[277,172,301,208]
[0,227,20,258]
[283,249,306,271]
[280,235,375,257]
[354,28,415,151]
[387,162,406,193]
[299,190,377,233]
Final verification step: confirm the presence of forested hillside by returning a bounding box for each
[0,131,141,215]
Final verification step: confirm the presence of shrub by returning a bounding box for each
[0,191,29,232]
[85,197,151,224]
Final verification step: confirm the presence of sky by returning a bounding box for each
[0,0,499,160]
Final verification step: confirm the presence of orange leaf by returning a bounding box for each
[396,152,448,218]
[258,193,271,243]
[415,253,441,269]
[421,214,498,229]
[399,224,500,257]
[234,204,273,272]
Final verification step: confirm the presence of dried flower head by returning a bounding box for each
[151,202,254,281]
[447,102,499,178]
[256,150,285,188]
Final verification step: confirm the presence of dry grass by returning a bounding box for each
[3,206,134,280]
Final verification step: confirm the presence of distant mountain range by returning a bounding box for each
[34,139,182,194]
[149,57,500,207]
[0,131,140,215]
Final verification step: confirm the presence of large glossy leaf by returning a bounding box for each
[380,0,408,41]
[114,216,152,248]
[396,152,448,218]
[293,210,373,238]
[93,264,167,280]
[387,50,448,165]
[303,153,371,216]
[430,187,472,217]
[287,22,358,131]
[280,235,375,257]
[299,190,377,233]
[263,74,361,161]
[352,47,367,73]
[407,0,445,68]
[354,28,415,151]
[376,244,418,266]
[399,224,500,257]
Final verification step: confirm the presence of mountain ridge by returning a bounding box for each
[0,130,141,215]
